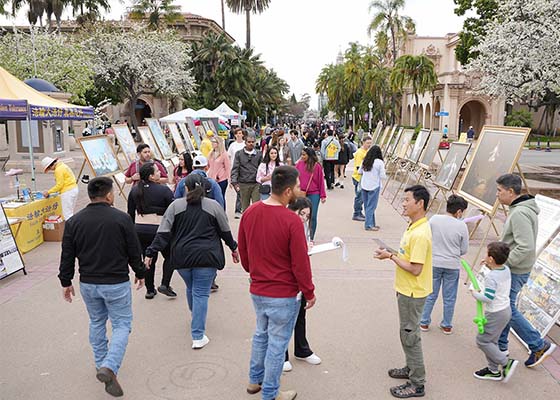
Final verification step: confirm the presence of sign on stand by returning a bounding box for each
[0,205,26,280]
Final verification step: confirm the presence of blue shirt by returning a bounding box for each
[174,170,225,208]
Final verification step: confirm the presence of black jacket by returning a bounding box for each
[58,202,145,287]
[231,149,262,184]
[127,181,174,223]
[146,197,237,270]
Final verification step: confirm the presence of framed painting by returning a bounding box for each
[457,126,530,213]
[377,126,392,148]
[433,142,471,191]
[418,131,443,170]
[78,136,121,177]
[185,117,202,148]
[371,121,383,143]
[146,118,174,160]
[396,129,414,159]
[385,127,403,156]
[112,124,137,165]
[166,123,186,154]
[408,129,431,163]
[178,123,197,152]
[138,126,163,160]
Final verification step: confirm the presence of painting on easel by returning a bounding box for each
[433,142,471,190]
[418,131,443,170]
[408,129,431,163]
[166,123,187,154]
[178,123,197,152]
[395,129,414,159]
[78,136,121,177]
[146,118,174,160]
[113,124,137,165]
[138,126,163,160]
[457,126,530,213]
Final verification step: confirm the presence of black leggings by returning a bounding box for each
[285,296,313,361]
[136,225,173,292]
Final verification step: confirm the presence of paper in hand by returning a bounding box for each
[373,238,398,254]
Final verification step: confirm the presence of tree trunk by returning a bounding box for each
[390,26,397,125]
[245,8,251,49]
[129,95,139,133]
[415,94,420,126]
[221,0,226,29]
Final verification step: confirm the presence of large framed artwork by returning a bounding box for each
[386,127,403,156]
[457,125,530,213]
[146,118,174,160]
[377,126,391,147]
[371,121,383,143]
[166,123,186,154]
[418,132,443,170]
[396,129,414,159]
[112,124,137,165]
[78,136,121,177]
[433,142,471,191]
[138,126,163,160]
[185,117,202,148]
[178,123,197,152]
[408,129,431,163]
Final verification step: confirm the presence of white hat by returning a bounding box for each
[41,157,57,172]
[193,155,208,168]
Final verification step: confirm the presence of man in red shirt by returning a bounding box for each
[238,166,316,400]
[124,144,169,185]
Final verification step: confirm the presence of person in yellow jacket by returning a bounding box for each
[199,130,214,158]
[351,135,372,221]
[41,157,79,220]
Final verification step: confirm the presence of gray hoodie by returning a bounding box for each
[500,195,539,275]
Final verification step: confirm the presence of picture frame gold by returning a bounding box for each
[433,142,471,191]
[385,126,403,155]
[78,135,122,178]
[396,129,414,159]
[166,122,187,154]
[138,126,163,160]
[178,122,197,152]
[112,124,137,165]
[377,126,391,148]
[146,118,174,160]
[418,131,443,170]
[407,129,431,164]
[457,125,530,214]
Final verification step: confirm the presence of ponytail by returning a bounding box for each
[184,173,206,204]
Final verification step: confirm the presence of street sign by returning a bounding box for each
[436,111,449,117]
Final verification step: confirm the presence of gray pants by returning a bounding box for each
[239,183,260,212]
[476,307,512,372]
[397,293,427,386]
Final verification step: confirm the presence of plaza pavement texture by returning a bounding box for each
[1,160,560,400]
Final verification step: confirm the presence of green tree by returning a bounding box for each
[130,0,182,30]
[226,0,271,49]
[69,0,112,25]
[453,0,498,65]
[390,54,438,125]
[505,110,533,128]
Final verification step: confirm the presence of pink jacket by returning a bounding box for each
[207,152,231,182]
[296,160,327,199]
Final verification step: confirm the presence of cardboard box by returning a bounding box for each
[43,220,65,242]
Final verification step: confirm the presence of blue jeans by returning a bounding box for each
[352,178,363,217]
[362,186,380,229]
[249,295,300,400]
[420,267,460,328]
[306,194,320,240]
[79,281,132,374]
[499,272,544,352]
[177,268,218,340]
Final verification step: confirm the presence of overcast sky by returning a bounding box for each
[3,0,469,109]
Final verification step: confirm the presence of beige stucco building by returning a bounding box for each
[399,33,506,139]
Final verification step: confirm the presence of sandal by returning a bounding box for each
[388,366,410,379]
[390,382,425,398]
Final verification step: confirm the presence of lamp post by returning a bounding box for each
[352,106,356,132]
[368,101,373,133]
[273,110,277,125]
[265,106,268,125]
[237,100,242,125]
[343,109,347,131]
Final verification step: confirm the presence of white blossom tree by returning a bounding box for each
[86,27,196,129]
[467,0,560,132]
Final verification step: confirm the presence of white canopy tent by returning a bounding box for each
[213,102,239,119]
[196,108,222,119]
[159,108,198,123]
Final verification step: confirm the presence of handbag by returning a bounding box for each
[302,165,315,195]
[259,184,271,195]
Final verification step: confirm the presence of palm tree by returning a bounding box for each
[45,0,65,30]
[12,0,46,26]
[226,0,271,49]
[69,0,111,24]
[130,0,182,30]
[390,54,438,125]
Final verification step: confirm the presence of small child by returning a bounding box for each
[471,242,518,383]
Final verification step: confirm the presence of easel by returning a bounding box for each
[76,158,128,201]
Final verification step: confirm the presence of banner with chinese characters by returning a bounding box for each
[0,99,28,120]
[29,105,94,120]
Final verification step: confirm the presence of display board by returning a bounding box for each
[396,129,414,159]
[371,121,383,143]
[418,131,443,170]
[433,142,471,190]
[457,126,530,214]
[377,126,391,147]
[112,124,137,165]
[78,136,121,177]
[517,230,560,337]
[408,129,431,163]
[0,205,26,279]
[178,123,196,152]
[185,117,202,148]
[146,118,174,160]
[535,195,560,256]
[386,127,404,156]
[138,126,163,160]
[166,123,187,154]
[381,126,397,153]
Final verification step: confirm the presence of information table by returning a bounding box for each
[3,196,62,253]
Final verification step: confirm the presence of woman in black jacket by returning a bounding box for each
[146,173,239,349]
[127,162,175,299]
[335,133,352,188]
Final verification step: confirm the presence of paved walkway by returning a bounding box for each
[1,161,559,399]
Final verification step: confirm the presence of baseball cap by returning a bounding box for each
[193,155,208,168]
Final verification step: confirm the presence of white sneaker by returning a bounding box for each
[192,335,210,349]
[295,353,322,365]
[283,361,293,372]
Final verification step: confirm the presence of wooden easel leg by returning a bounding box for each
[382,161,398,195]
[113,176,128,201]
[391,171,409,204]
[465,216,494,283]
[516,163,532,195]
[428,188,441,211]
[75,160,86,184]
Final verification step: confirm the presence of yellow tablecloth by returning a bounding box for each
[4,196,62,253]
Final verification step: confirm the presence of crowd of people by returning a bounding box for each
[55,123,557,399]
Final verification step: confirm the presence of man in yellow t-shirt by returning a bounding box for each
[41,157,79,221]
[375,185,432,398]
[200,130,214,158]
[351,136,372,221]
